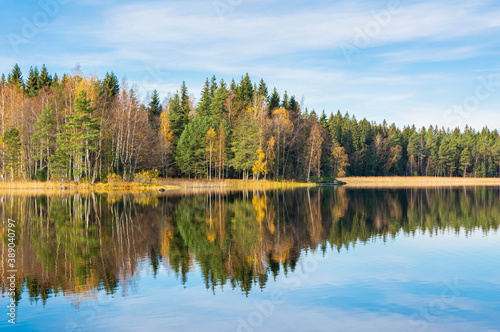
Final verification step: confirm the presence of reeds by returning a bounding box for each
[339,176,500,188]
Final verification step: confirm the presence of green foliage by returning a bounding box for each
[231,113,259,176]
[7,63,24,88]
[34,167,47,182]
[32,103,57,180]
[169,93,188,141]
[1,65,500,183]
[54,90,100,182]
[26,66,40,97]
[267,88,280,113]
[3,127,21,180]
[176,116,214,176]
[148,89,162,128]
[102,72,120,101]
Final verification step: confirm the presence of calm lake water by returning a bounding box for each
[1,187,500,331]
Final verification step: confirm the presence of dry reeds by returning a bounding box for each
[339,176,500,188]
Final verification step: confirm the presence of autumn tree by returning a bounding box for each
[306,121,324,180]
[331,145,349,177]
[206,127,217,180]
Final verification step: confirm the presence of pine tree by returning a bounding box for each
[236,73,253,107]
[180,81,191,118]
[231,112,259,180]
[32,104,57,181]
[168,93,186,141]
[281,91,289,110]
[26,66,40,97]
[197,79,212,117]
[39,64,52,88]
[289,95,299,113]
[102,72,120,101]
[147,89,162,129]
[7,64,24,88]
[176,116,213,177]
[257,79,268,98]
[52,73,60,87]
[54,90,100,182]
[209,75,218,97]
[267,88,280,114]
[209,81,227,122]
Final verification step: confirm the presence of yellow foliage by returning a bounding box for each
[161,230,174,257]
[133,170,159,184]
[160,112,174,152]
[106,173,123,183]
[252,195,266,223]
[206,127,217,152]
[331,146,350,177]
[252,149,267,177]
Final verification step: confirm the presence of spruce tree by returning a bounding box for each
[237,73,253,106]
[39,64,52,88]
[147,89,162,129]
[176,115,213,177]
[168,93,186,141]
[102,72,119,101]
[196,79,212,117]
[32,104,57,181]
[267,88,280,113]
[209,80,227,122]
[8,64,24,88]
[26,66,40,97]
[257,79,268,98]
[209,75,218,98]
[281,91,289,110]
[54,91,100,182]
[180,81,191,118]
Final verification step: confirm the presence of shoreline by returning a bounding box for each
[338,176,500,188]
[0,177,499,193]
[0,179,315,193]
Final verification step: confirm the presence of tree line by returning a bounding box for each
[1,63,499,183]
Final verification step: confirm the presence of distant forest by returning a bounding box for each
[0,64,499,183]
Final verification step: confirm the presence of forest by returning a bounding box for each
[1,63,500,183]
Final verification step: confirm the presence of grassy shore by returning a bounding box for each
[0,180,178,193]
[338,176,500,188]
[159,178,314,190]
[0,179,314,193]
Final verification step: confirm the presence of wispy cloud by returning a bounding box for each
[1,0,499,129]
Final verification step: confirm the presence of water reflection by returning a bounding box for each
[1,187,499,305]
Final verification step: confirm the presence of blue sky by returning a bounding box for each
[1,0,500,130]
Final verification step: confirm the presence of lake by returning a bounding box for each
[1,187,500,331]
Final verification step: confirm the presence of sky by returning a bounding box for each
[1,0,500,130]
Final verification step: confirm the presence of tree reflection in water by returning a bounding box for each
[1,187,499,304]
